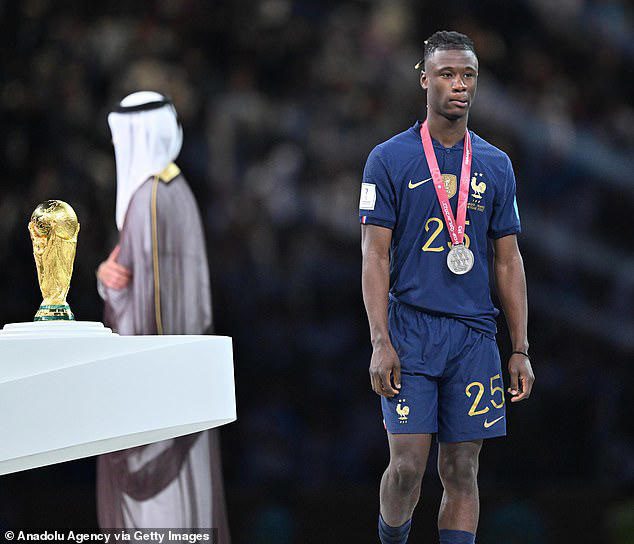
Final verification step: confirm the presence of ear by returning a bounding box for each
[420,71,428,91]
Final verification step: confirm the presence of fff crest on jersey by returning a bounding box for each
[470,172,487,199]
[442,174,457,199]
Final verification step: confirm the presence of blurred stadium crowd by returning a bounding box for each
[0,1,632,542]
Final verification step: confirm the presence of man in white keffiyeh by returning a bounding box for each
[96,91,230,541]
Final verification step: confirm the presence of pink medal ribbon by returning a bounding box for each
[420,120,474,274]
[419,120,472,246]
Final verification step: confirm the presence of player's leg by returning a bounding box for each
[379,373,438,544]
[379,301,444,543]
[437,440,482,543]
[379,433,432,544]
[435,322,506,544]
[381,433,432,521]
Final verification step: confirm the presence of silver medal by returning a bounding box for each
[447,243,474,275]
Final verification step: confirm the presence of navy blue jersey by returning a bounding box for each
[359,121,521,335]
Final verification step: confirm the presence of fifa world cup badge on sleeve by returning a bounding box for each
[360,183,377,210]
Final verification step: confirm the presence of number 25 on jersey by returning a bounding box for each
[422,217,471,253]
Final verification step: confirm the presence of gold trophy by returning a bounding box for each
[28,200,80,321]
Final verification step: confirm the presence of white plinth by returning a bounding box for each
[0,321,236,475]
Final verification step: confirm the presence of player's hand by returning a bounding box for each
[507,353,534,403]
[369,341,401,398]
[97,245,131,290]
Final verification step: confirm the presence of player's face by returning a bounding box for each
[420,49,479,121]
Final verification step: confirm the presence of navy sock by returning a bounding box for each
[378,514,412,544]
[438,529,475,544]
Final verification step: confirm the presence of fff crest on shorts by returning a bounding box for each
[396,399,409,424]
[442,174,457,199]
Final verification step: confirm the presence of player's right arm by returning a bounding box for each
[361,224,401,398]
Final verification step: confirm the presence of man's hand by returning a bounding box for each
[97,245,131,290]
[369,341,401,398]
[507,353,535,403]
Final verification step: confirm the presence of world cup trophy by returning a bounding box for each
[28,200,80,321]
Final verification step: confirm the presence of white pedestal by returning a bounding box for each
[0,321,236,475]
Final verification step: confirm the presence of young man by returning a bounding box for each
[360,31,534,544]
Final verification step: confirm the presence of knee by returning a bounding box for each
[389,456,425,492]
[438,454,479,494]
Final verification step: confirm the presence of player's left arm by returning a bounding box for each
[493,234,535,403]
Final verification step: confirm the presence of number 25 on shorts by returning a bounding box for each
[465,374,505,416]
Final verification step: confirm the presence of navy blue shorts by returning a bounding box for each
[382,301,507,442]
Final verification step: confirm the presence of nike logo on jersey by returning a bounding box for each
[408,177,432,189]
[483,415,504,429]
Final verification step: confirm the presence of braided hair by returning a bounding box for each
[415,31,476,70]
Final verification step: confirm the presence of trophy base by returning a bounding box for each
[34,304,75,321]
[1,321,113,338]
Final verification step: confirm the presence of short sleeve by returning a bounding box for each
[488,156,521,239]
[359,145,396,229]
